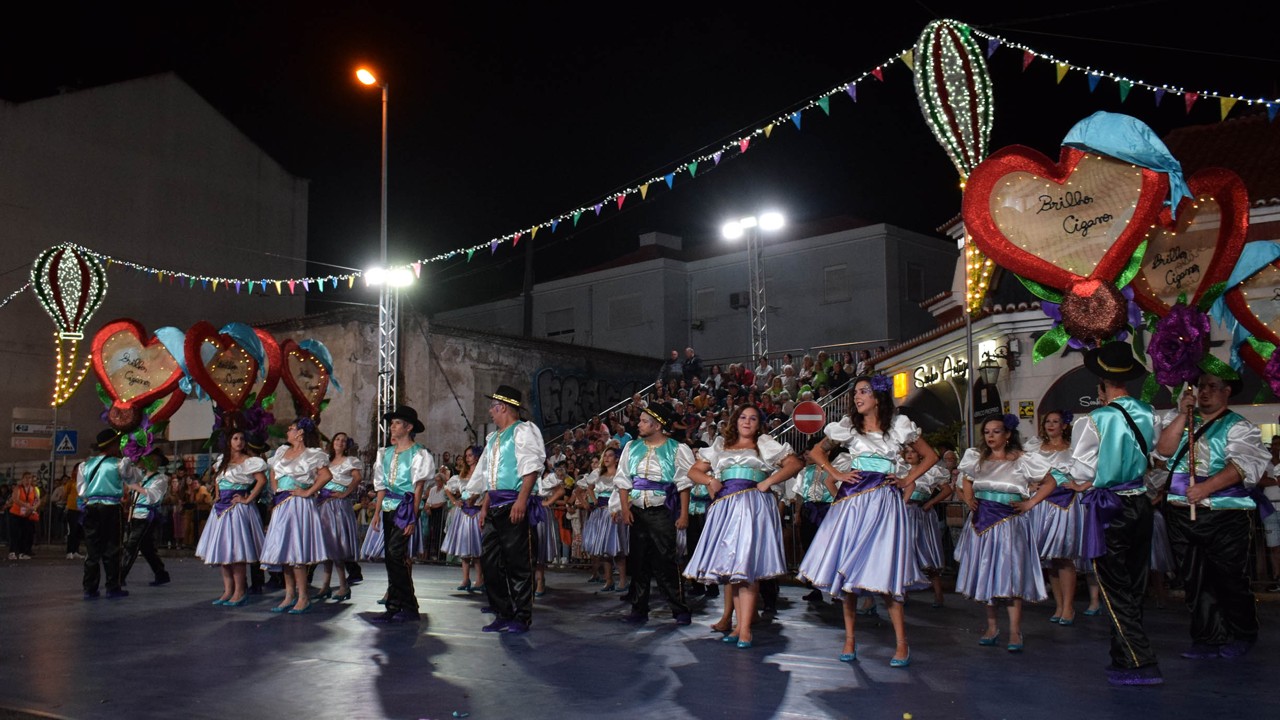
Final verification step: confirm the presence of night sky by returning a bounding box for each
[2,2,1277,314]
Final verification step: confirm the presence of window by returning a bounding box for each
[545,307,574,340]
[823,264,850,303]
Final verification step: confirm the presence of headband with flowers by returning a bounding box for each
[1003,413,1020,431]
[869,374,892,394]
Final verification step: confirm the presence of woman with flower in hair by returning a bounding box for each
[901,442,951,608]
[259,418,332,614]
[196,430,267,606]
[582,445,629,593]
[798,375,936,667]
[441,445,485,593]
[313,432,362,602]
[955,415,1048,652]
[686,403,801,649]
[1020,409,1081,624]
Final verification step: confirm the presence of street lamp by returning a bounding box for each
[356,66,397,447]
[722,211,784,361]
[978,338,1021,385]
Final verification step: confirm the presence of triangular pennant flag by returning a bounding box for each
[817,96,829,115]
[639,184,649,199]
[532,226,540,238]
[287,280,296,294]
[490,241,498,255]
[1184,91,1199,113]
[156,272,163,283]
[234,281,242,293]
[1087,74,1100,93]
[331,277,337,289]
[188,277,196,288]
[467,249,474,262]
[514,232,523,246]
[1268,103,1278,122]
[846,84,857,102]
[764,123,775,138]
[169,274,175,284]
[211,279,218,291]
[616,195,625,209]
[664,173,674,189]
[274,280,282,295]
[412,262,421,278]
[1154,87,1166,106]
[1055,63,1068,84]
[688,161,698,177]
[986,38,998,58]
[573,211,582,226]
[317,278,324,292]
[593,203,603,216]
[1118,79,1132,103]
[739,138,750,153]
[901,49,913,71]
[790,112,801,130]
[302,279,309,292]
[871,67,883,82]
[1220,96,1237,120]
[551,218,559,232]
[347,276,355,289]
[1021,50,1034,71]
[713,151,722,165]
[201,279,208,290]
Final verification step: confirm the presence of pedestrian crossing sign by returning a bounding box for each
[54,430,77,455]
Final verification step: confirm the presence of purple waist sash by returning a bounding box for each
[714,478,757,500]
[1043,484,1076,510]
[594,496,609,509]
[802,500,831,526]
[460,505,480,517]
[388,491,417,531]
[1077,479,1142,559]
[633,477,680,517]
[1171,473,1274,519]
[972,498,1018,534]
[316,488,335,505]
[214,488,250,517]
[835,471,891,500]
[486,490,543,525]
[271,490,292,508]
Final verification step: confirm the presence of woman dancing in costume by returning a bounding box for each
[798,375,936,666]
[533,462,568,596]
[902,442,951,608]
[196,430,267,607]
[955,415,1048,651]
[314,432,362,602]
[685,404,802,649]
[1022,410,1081,624]
[259,419,332,614]
[582,446,628,593]
[441,446,485,593]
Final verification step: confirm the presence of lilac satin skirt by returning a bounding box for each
[1150,507,1176,574]
[535,516,560,565]
[195,502,263,565]
[582,505,628,557]
[906,503,945,573]
[260,496,329,567]
[318,497,360,562]
[676,527,687,557]
[684,488,786,585]
[1029,491,1080,562]
[798,484,927,600]
[359,522,384,560]
[441,508,482,558]
[954,513,1047,604]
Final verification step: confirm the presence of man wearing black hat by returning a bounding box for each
[611,402,694,626]
[1154,369,1270,659]
[76,429,135,599]
[466,385,546,634]
[369,405,436,623]
[121,448,172,588]
[1050,341,1160,685]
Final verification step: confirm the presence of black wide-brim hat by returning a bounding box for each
[94,428,121,450]
[1083,341,1148,382]
[487,384,524,410]
[643,402,677,429]
[382,405,425,434]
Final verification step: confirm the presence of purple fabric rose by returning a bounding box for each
[1265,351,1280,398]
[1149,303,1211,387]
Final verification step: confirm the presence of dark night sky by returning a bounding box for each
[2,2,1278,314]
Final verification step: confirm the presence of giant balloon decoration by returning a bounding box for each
[912,19,996,315]
[31,244,107,406]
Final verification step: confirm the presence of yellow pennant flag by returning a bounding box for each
[212,279,219,292]
[274,280,282,294]
[531,226,539,239]
[640,183,649,200]
[901,49,913,71]
[1056,63,1068,84]
[764,122,775,138]
[1220,97,1237,120]
[347,275,355,288]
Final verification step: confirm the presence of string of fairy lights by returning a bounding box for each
[0,21,1276,312]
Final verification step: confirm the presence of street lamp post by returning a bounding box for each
[357,67,397,448]
[723,212,784,362]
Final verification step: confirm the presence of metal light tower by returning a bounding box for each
[723,212,785,361]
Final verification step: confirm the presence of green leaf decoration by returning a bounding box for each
[1196,281,1227,312]
[1016,275,1063,303]
[1253,386,1273,404]
[1132,331,1147,362]
[1176,291,1188,306]
[1033,326,1069,363]
[96,382,112,408]
[1114,241,1148,289]
[268,424,286,438]
[245,391,258,408]
[320,398,331,411]
[1140,373,1161,403]
[1144,310,1159,333]
[1246,336,1276,360]
[261,393,276,411]
[1197,353,1240,380]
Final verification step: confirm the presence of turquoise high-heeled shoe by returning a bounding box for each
[736,639,753,649]
[1007,633,1024,652]
[288,600,314,615]
[722,634,739,643]
[890,652,911,668]
[978,633,1000,646]
[838,650,858,663]
[224,597,248,607]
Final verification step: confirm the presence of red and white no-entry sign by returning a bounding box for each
[792,401,826,434]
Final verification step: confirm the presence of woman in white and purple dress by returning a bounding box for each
[685,404,803,649]
[902,443,951,608]
[441,446,484,593]
[259,419,332,614]
[581,446,628,592]
[533,463,567,596]
[1021,410,1080,624]
[314,432,362,603]
[798,376,935,667]
[196,430,267,607]
[955,415,1049,652]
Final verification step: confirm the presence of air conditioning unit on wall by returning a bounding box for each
[729,292,748,310]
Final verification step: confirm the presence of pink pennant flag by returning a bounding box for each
[616,194,626,209]
[412,262,421,278]
[871,67,883,82]
[288,280,296,294]
[739,138,750,153]
[1022,51,1034,71]
[1184,92,1199,113]
[513,232,523,247]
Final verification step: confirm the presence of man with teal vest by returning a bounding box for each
[468,385,546,634]
[612,402,694,625]
[369,405,436,624]
[1154,370,1270,660]
[76,429,135,599]
[121,448,172,588]
[1053,342,1159,686]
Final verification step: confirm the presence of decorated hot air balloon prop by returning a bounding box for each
[31,244,108,406]
[913,18,996,315]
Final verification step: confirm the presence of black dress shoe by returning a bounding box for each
[620,611,648,624]
[149,576,171,587]
[367,609,421,624]
[105,588,130,599]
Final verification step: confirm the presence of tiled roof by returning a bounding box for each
[1156,110,1280,203]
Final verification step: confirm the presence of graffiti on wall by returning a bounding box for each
[532,368,646,432]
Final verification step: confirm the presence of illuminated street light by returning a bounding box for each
[722,212,785,361]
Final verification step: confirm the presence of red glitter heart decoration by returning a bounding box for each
[184,320,261,412]
[91,319,187,429]
[280,338,330,419]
